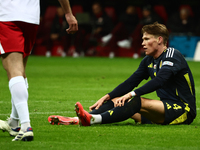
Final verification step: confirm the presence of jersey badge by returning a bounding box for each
[162,61,174,66]
[154,64,156,69]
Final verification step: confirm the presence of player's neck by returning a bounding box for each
[153,46,167,59]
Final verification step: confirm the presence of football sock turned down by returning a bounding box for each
[101,96,141,124]
[89,100,114,114]
[9,76,31,131]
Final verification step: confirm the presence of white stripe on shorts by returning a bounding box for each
[0,42,5,55]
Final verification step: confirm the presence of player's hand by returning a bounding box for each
[65,13,78,34]
[89,94,110,111]
[114,92,132,107]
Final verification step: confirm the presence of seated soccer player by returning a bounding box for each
[74,22,196,126]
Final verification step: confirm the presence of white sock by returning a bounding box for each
[10,98,19,119]
[21,122,31,131]
[9,76,31,131]
[9,78,29,128]
[24,78,29,89]
[90,114,102,125]
[7,117,19,128]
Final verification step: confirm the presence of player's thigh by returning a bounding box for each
[1,52,24,80]
[139,97,165,124]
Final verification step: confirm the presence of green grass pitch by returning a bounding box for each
[0,56,200,150]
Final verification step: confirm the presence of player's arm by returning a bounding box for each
[108,58,149,99]
[108,73,143,98]
[134,56,181,96]
[134,68,173,95]
[89,69,146,111]
[115,68,173,107]
[58,0,78,34]
[90,58,149,110]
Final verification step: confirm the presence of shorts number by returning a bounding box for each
[173,104,182,110]
[166,103,182,110]
[166,102,171,109]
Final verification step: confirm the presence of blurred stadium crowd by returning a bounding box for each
[32,0,200,58]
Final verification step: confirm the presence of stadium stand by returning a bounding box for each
[32,2,200,59]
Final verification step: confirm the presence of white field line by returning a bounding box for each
[0,100,93,116]
[0,100,96,103]
[0,111,74,116]
[0,101,199,116]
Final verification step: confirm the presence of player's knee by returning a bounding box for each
[8,70,24,80]
[140,98,154,112]
[131,113,141,123]
[140,97,147,108]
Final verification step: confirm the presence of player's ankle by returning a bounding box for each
[90,115,102,125]
[21,122,31,131]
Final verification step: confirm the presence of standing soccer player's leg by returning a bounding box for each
[8,56,29,129]
[2,52,34,141]
[0,22,37,141]
[1,53,31,130]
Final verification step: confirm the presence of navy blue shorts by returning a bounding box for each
[141,99,194,125]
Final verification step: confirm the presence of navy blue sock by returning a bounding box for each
[141,115,152,124]
[89,100,114,114]
[101,96,141,124]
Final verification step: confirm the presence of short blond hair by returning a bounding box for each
[142,22,169,45]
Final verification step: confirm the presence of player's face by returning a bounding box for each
[142,32,159,57]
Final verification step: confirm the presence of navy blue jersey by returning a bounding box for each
[108,47,196,119]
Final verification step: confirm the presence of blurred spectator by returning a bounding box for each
[139,5,163,25]
[45,6,68,57]
[166,6,195,35]
[82,1,114,55]
[46,6,87,57]
[115,5,164,58]
[101,5,140,58]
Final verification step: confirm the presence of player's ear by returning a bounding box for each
[157,36,162,45]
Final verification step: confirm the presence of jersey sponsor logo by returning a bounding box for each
[162,61,174,66]
[148,63,153,68]
[166,47,174,58]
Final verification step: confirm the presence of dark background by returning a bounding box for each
[40,0,200,18]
